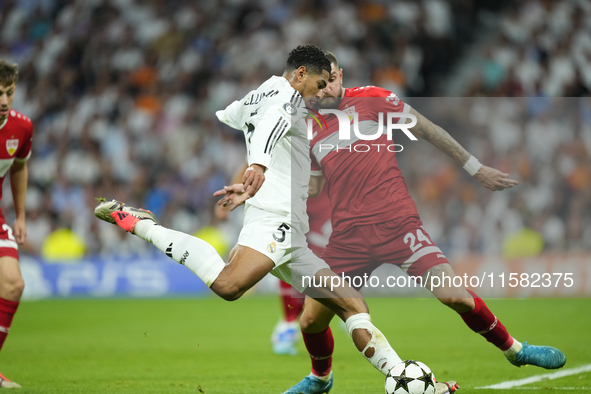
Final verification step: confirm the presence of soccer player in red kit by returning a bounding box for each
[283,52,565,393]
[0,60,33,389]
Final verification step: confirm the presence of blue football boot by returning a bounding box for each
[507,342,566,369]
[282,372,333,394]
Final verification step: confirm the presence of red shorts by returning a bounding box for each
[322,218,448,287]
[0,213,19,260]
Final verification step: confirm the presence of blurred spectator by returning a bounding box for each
[467,0,591,97]
[0,0,587,260]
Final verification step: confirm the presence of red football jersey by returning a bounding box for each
[310,86,420,234]
[0,109,33,200]
[306,186,332,255]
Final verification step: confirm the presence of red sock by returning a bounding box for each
[0,298,19,351]
[279,280,304,322]
[460,290,513,351]
[302,327,334,377]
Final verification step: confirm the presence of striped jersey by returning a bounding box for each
[0,109,33,201]
[216,76,310,230]
[310,86,421,234]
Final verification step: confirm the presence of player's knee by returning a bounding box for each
[299,312,324,333]
[14,278,24,298]
[219,289,243,302]
[220,294,240,301]
[2,275,24,300]
[213,281,245,302]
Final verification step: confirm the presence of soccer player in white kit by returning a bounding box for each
[96,45,460,392]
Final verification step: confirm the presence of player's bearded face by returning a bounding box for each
[317,64,342,109]
[0,83,15,122]
[301,71,329,108]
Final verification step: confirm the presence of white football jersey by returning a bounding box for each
[216,76,310,232]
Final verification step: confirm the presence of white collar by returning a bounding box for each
[0,117,7,130]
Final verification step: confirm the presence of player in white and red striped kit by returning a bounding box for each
[0,60,34,389]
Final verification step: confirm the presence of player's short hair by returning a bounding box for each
[325,51,339,70]
[285,44,331,76]
[0,60,18,87]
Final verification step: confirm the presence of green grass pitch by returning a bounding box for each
[3,296,590,393]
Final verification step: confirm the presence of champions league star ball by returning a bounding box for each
[385,360,436,394]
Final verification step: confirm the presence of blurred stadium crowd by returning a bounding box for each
[0,0,589,260]
[401,96,591,258]
[465,0,591,97]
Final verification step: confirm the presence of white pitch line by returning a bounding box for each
[510,388,591,391]
[476,363,591,389]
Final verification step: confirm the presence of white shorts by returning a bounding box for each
[237,205,329,293]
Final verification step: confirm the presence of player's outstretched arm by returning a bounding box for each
[409,107,519,191]
[473,165,519,191]
[409,107,471,166]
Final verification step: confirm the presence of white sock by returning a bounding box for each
[345,313,402,375]
[133,219,157,240]
[311,371,332,382]
[502,338,522,359]
[133,221,225,287]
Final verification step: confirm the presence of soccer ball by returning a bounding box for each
[385,360,436,394]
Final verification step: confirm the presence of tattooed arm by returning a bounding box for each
[409,107,519,191]
[409,107,470,166]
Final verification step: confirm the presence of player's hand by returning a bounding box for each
[12,217,26,244]
[213,184,252,211]
[213,202,230,220]
[242,164,265,197]
[474,165,519,191]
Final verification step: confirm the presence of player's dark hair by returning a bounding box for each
[285,44,331,76]
[0,60,18,86]
[325,51,339,70]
